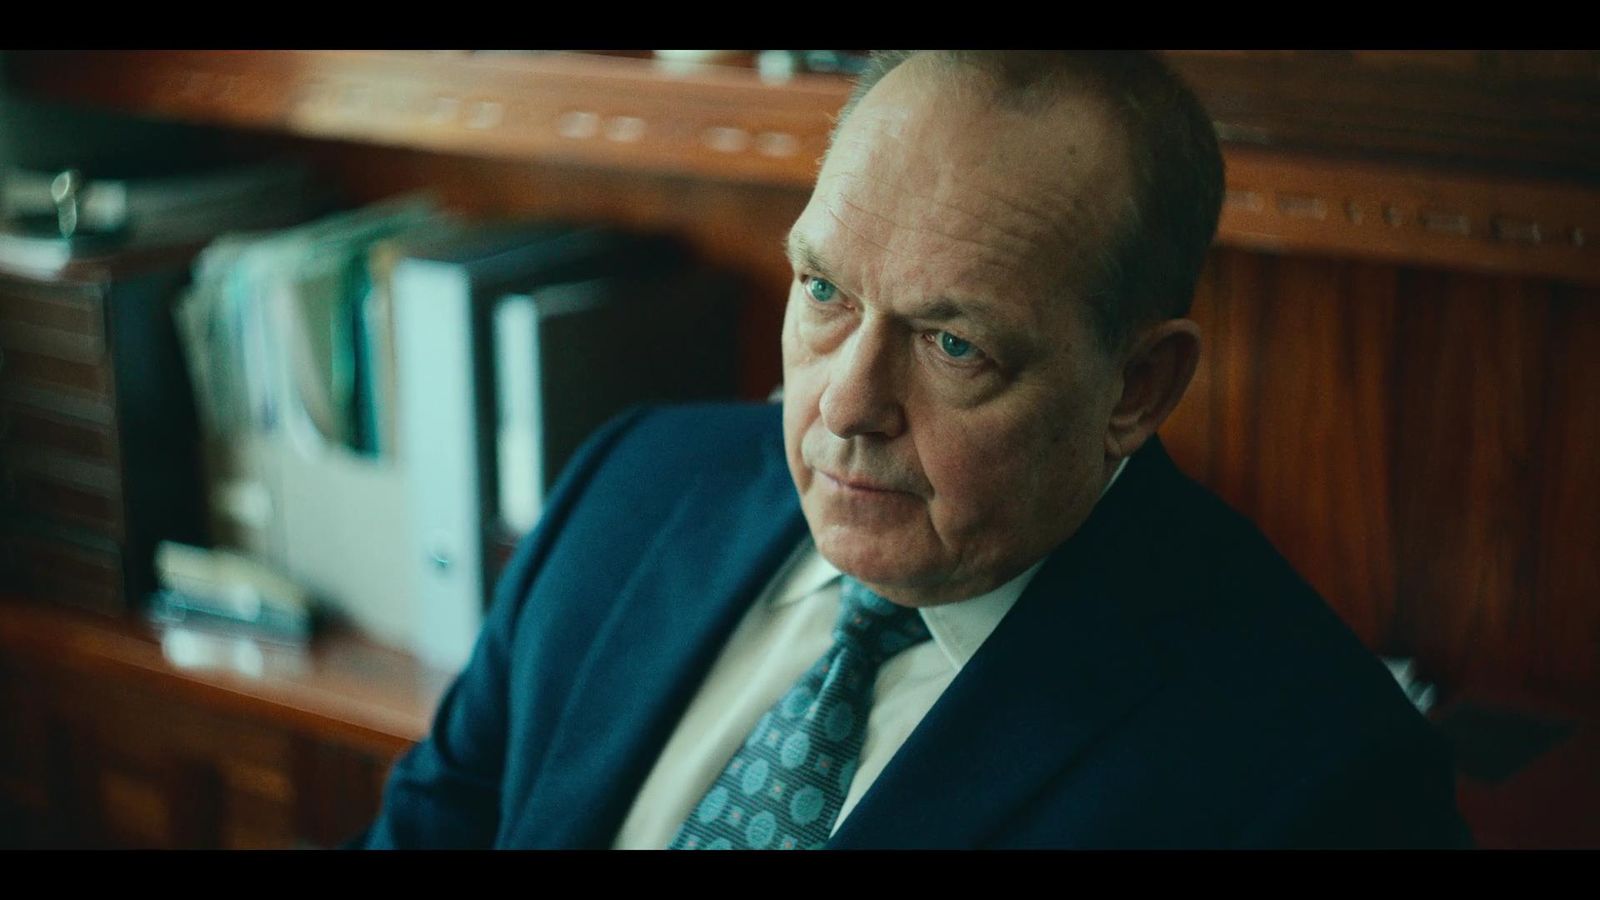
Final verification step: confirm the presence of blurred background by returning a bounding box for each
[0,49,1594,849]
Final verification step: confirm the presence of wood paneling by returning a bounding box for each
[1164,248,1600,714]
[1162,50,1600,180]
[1529,289,1600,697]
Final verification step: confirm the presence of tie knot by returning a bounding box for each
[835,577,931,664]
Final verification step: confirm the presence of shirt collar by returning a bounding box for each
[769,542,844,607]
[918,559,1043,669]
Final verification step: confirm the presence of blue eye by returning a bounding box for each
[938,331,974,359]
[805,277,838,303]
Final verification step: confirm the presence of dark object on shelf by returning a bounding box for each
[1433,701,1578,784]
[1,169,132,272]
[0,162,322,277]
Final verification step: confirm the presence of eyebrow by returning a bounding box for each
[783,232,836,283]
[913,298,991,324]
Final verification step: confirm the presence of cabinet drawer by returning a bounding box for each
[0,280,116,414]
[0,451,124,534]
[0,527,123,614]
[1,401,120,467]
[0,346,113,400]
[0,319,105,362]
[0,279,104,338]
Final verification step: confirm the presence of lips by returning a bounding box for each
[819,470,907,494]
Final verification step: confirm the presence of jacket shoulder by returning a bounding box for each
[1101,444,1464,845]
[590,402,783,479]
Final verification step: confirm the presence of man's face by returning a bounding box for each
[781,63,1135,607]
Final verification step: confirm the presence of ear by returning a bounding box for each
[1104,318,1201,460]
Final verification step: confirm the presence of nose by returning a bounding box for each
[818,319,906,440]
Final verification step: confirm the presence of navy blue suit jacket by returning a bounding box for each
[354,402,1470,848]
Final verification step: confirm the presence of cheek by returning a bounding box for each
[781,298,816,396]
[780,290,833,373]
[914,393,1096,530]
[782,401,809,489]
[781,297,820,485]
[780,290,802,363]
[914,413,1031,520]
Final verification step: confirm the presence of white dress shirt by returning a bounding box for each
[611,458,1128,849]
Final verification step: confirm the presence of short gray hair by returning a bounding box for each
[834,50,1225,352]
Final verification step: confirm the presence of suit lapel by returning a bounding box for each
[506,424,808,848]
[830,441,1186,849]
[506,426,1191,849]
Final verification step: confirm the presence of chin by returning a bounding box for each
[808,520,940,601]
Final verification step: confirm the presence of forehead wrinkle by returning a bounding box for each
[931,143,1111,258]
[830,195,1049,313]
[832,161,1042,253]
[820,202,901,277]
[830,153,1085,290]
[926,184,1069,274]
[828,179,1044,279]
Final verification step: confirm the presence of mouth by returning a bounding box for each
[818,470,908,496]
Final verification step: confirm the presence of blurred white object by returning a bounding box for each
[756,50,801,83]
[1381,656,1438,715]
[171,198,446,656]
[156,540,309,622]
[654,50,749,74]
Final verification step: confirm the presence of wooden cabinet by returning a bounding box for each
[0,251,208,616]
[0,598,448,848]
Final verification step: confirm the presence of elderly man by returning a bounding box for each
[353,51,1469,849]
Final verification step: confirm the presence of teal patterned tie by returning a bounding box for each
[668,577,932,850]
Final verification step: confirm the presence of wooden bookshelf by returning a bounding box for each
[7,50,1598,285]
[4,50,850,188]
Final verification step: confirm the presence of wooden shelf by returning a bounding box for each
[1218,145,1600,286]
[8,50,1600,286]
[0,593,452,752]
[5,50,851,189]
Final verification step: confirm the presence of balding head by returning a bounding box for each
[831,50,1224,352]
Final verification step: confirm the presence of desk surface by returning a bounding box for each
[0,594,453,754]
